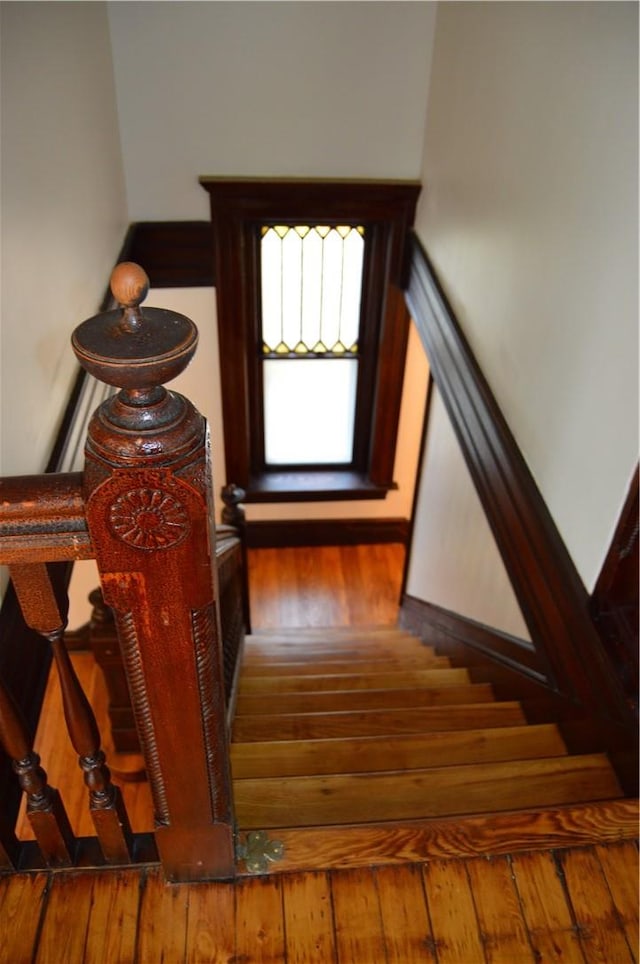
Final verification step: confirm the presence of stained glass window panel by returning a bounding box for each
[260,225,364,354]
[263,358,358,465]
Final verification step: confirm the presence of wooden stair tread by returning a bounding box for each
[232,701,526,742]
[235,799,640,874]
[238,667,470,694]
[233,625,624,842]
[248,627,418,640]
[235,683,495,716]
[234,754,622,829]
[230,724,569,778]
[242,643,434,662]
[244,630,428,649]
[240,655,453,675]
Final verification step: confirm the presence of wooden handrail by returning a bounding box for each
[0,473,92,564]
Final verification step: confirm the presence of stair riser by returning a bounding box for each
[234,626,623,835]
[235,685,495,716]
[230,724,568,779]
[238,668,470,694]
[234,756,621,829]
[240,656,452,676]
[233,702,526,742]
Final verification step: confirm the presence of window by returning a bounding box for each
[261,223,363,466]
[200,179,420,502]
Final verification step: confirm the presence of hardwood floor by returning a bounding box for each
[4,545,638,962]
[247,544,405,628]
[1,842,637,963]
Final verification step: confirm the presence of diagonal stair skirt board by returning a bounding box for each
[232,627,632,874]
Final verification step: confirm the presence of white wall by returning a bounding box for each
[108,1,436,220]
[1,2,128,477]
[406,389,530,639]
[0,2,127,600]
[414,1,638,593]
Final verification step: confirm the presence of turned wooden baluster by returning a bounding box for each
[9,563,133,864]
[0,675,75,867]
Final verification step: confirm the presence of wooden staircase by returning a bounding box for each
[231,627,625,865]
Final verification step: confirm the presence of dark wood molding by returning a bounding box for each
[199,178,421,498]
[590,465,639,713]
[246,470,392,503]
[246,517,409,549]
[400,595,638,795]
[399,372,435,602]
[126,221,215,288]
[400,595,548,684]
[405,234,634,730]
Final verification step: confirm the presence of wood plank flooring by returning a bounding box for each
[247,544,405,628]
[1,841,637,963]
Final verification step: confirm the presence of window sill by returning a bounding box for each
[245,471,394,503]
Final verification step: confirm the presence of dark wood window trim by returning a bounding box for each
[590,465,638,714]
[199,178,420,502]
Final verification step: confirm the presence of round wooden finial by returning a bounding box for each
[72,260,198,392]
[110,262,149,307]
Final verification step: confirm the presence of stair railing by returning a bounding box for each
[0,263,236,881]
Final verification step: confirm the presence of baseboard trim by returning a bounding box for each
[400,596,548,684]
[246,518,409,549]
[400,594,638,795]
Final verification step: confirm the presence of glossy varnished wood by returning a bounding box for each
[0,835,636,963]
[234,755,621,829]
[235,683,495,716]
[241,653,452,675]
[423,858,486,963]
[595,841,639,960]
[281,871,336,963]
[559,847,635,962]
[248,544,405,629]
[241,799,640,874]
[233,700,527,742]
[231,724,568,779]
[466,856,534,962]
[511,850,586,961]
[16,653,154,840]
[238,665,471,693]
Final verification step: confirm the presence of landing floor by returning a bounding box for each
[2,839,638,963]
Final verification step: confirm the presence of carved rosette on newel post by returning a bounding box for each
[72,263,235,881]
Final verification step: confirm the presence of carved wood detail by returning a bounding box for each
[113,610,170,825]
[191,603,232,825]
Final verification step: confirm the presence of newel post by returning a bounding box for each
[72,263,235,881]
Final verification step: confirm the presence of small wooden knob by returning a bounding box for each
[110,262,149,308]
